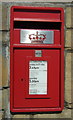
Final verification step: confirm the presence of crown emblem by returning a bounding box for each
[29,31,46,43]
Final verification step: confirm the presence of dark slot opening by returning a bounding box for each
[14,21,61,30]
[14,8,60,13]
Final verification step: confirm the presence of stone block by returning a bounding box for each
[0,90,2,110]
[65,52,72,103]
[0,31,9,50]
[2,31,9,43]
[0,54,2,88]
[2,88,12,118]
[12,114,30,119]
[33,109,71,118]
[71,6,73,28]
[0,0,73,2]
[2,3,9,30]
[0,111,4,120]
[65,29,73,48]
[2,56,8,87]
[0,3,2,30]
[66,7,73,28]
[0,31,2,42]
[71,29,73,49]
[2,89,8,110]
[71,53,73,104]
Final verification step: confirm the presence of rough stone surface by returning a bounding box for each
[2,31,9,43]
[0,31,10,49]
[71,52,73,103]
[0,90,2,110]
[2,3,9,30]
[0,0,73,2]
[2,89,12,118]
[71,6,73,28]
[65,29,73,48]
[0,111,4,120]
[2,56,8,87]
[65,7,73,28]
[2,89,8,110]
[65,52,71,103]
[0,54,2,88]
[71,29,73,49]
[0,3,2,30]
[12,114,30,119]
[0,31,2,42]
[33,109,71,118]
[71,52,73,115]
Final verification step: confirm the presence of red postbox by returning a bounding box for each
[10,6,64,112]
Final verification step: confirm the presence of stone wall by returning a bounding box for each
[0,1,73,120]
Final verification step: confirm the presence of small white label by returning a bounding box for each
[29,61,47,95]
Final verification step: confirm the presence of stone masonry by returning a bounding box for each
[0,1,73,120]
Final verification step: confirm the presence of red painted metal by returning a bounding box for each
[10,6,64,112]
[14,29,60,44]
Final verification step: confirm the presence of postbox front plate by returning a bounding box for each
[10,6,64,112]
[13,49,60,108]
